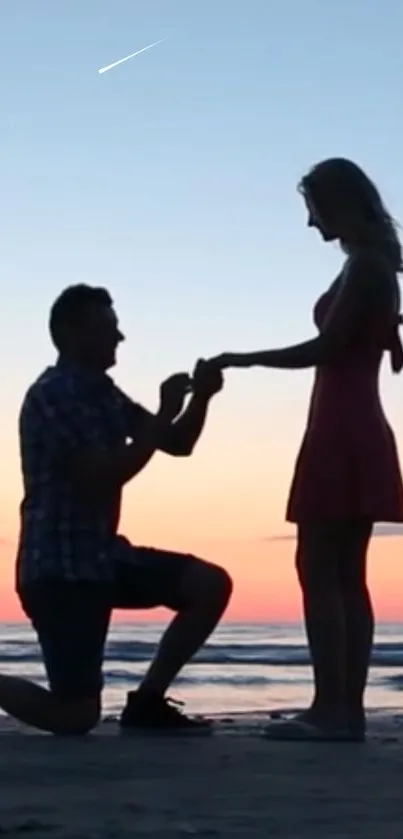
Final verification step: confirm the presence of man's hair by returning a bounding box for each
[49,284,113,351]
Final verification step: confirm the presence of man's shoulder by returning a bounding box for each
[111,384,149,423]
[22,366,74,409]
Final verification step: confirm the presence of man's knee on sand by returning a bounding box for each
[180,559,233,611]
[52,695,101,735]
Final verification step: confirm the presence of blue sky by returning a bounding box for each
[2,0,403,534]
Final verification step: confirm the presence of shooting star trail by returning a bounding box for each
[98,38,166,75]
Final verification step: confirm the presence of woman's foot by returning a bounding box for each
[263,718,363,742]
[269,704,366,741]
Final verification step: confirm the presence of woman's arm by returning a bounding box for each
[215,335,333,370]
[212,253,392,371]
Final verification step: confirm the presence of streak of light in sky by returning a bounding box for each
[98,39,166,75]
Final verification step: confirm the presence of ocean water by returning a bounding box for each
[0,622,402,717]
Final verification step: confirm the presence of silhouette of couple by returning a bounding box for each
[1,157,403,741]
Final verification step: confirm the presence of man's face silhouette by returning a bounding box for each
[72,302,125,372]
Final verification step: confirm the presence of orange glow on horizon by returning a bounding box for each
[1,534,403,624]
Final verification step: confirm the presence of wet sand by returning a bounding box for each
[0,711,402,838]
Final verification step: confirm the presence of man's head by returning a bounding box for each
[49,284,124,372]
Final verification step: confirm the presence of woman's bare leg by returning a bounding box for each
[338,520,373,735]
[296,522,347,728]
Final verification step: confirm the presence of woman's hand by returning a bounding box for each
[192,359,224,398]
[208,353,242,369]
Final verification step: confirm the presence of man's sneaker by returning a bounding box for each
[119,691,213,735]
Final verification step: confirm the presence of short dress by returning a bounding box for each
[286,277,403,523]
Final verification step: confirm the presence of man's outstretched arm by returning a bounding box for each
[161,391,212,455]
[33,373,193,495]
[125,360,224,457]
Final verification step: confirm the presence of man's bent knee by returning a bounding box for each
[53,696,100,735]
[182,560,233,609]
[208,564,233,606]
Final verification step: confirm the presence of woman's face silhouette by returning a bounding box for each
[304,194,337,243]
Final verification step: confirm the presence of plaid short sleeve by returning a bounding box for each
[113,388,151,439]
[19,377,94,470]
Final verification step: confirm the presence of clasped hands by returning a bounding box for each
[159,354,232,421]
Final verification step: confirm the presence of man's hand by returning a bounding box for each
[192,359,224,398]
[159,373,192,421]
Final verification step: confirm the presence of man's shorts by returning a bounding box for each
[19,540,197,701]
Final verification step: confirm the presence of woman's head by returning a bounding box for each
[299,158,402,271]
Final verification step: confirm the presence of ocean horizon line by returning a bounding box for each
[1,617,402,627]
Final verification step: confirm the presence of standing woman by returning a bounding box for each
[211,158,403,741]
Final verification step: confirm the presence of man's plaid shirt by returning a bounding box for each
[16,359,146,588]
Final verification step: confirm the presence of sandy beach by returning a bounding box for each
[0,711,402,838]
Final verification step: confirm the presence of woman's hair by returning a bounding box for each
[299,158,403,273]
[300,158,403,373]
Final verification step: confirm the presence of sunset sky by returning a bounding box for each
[1,0,403,622]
